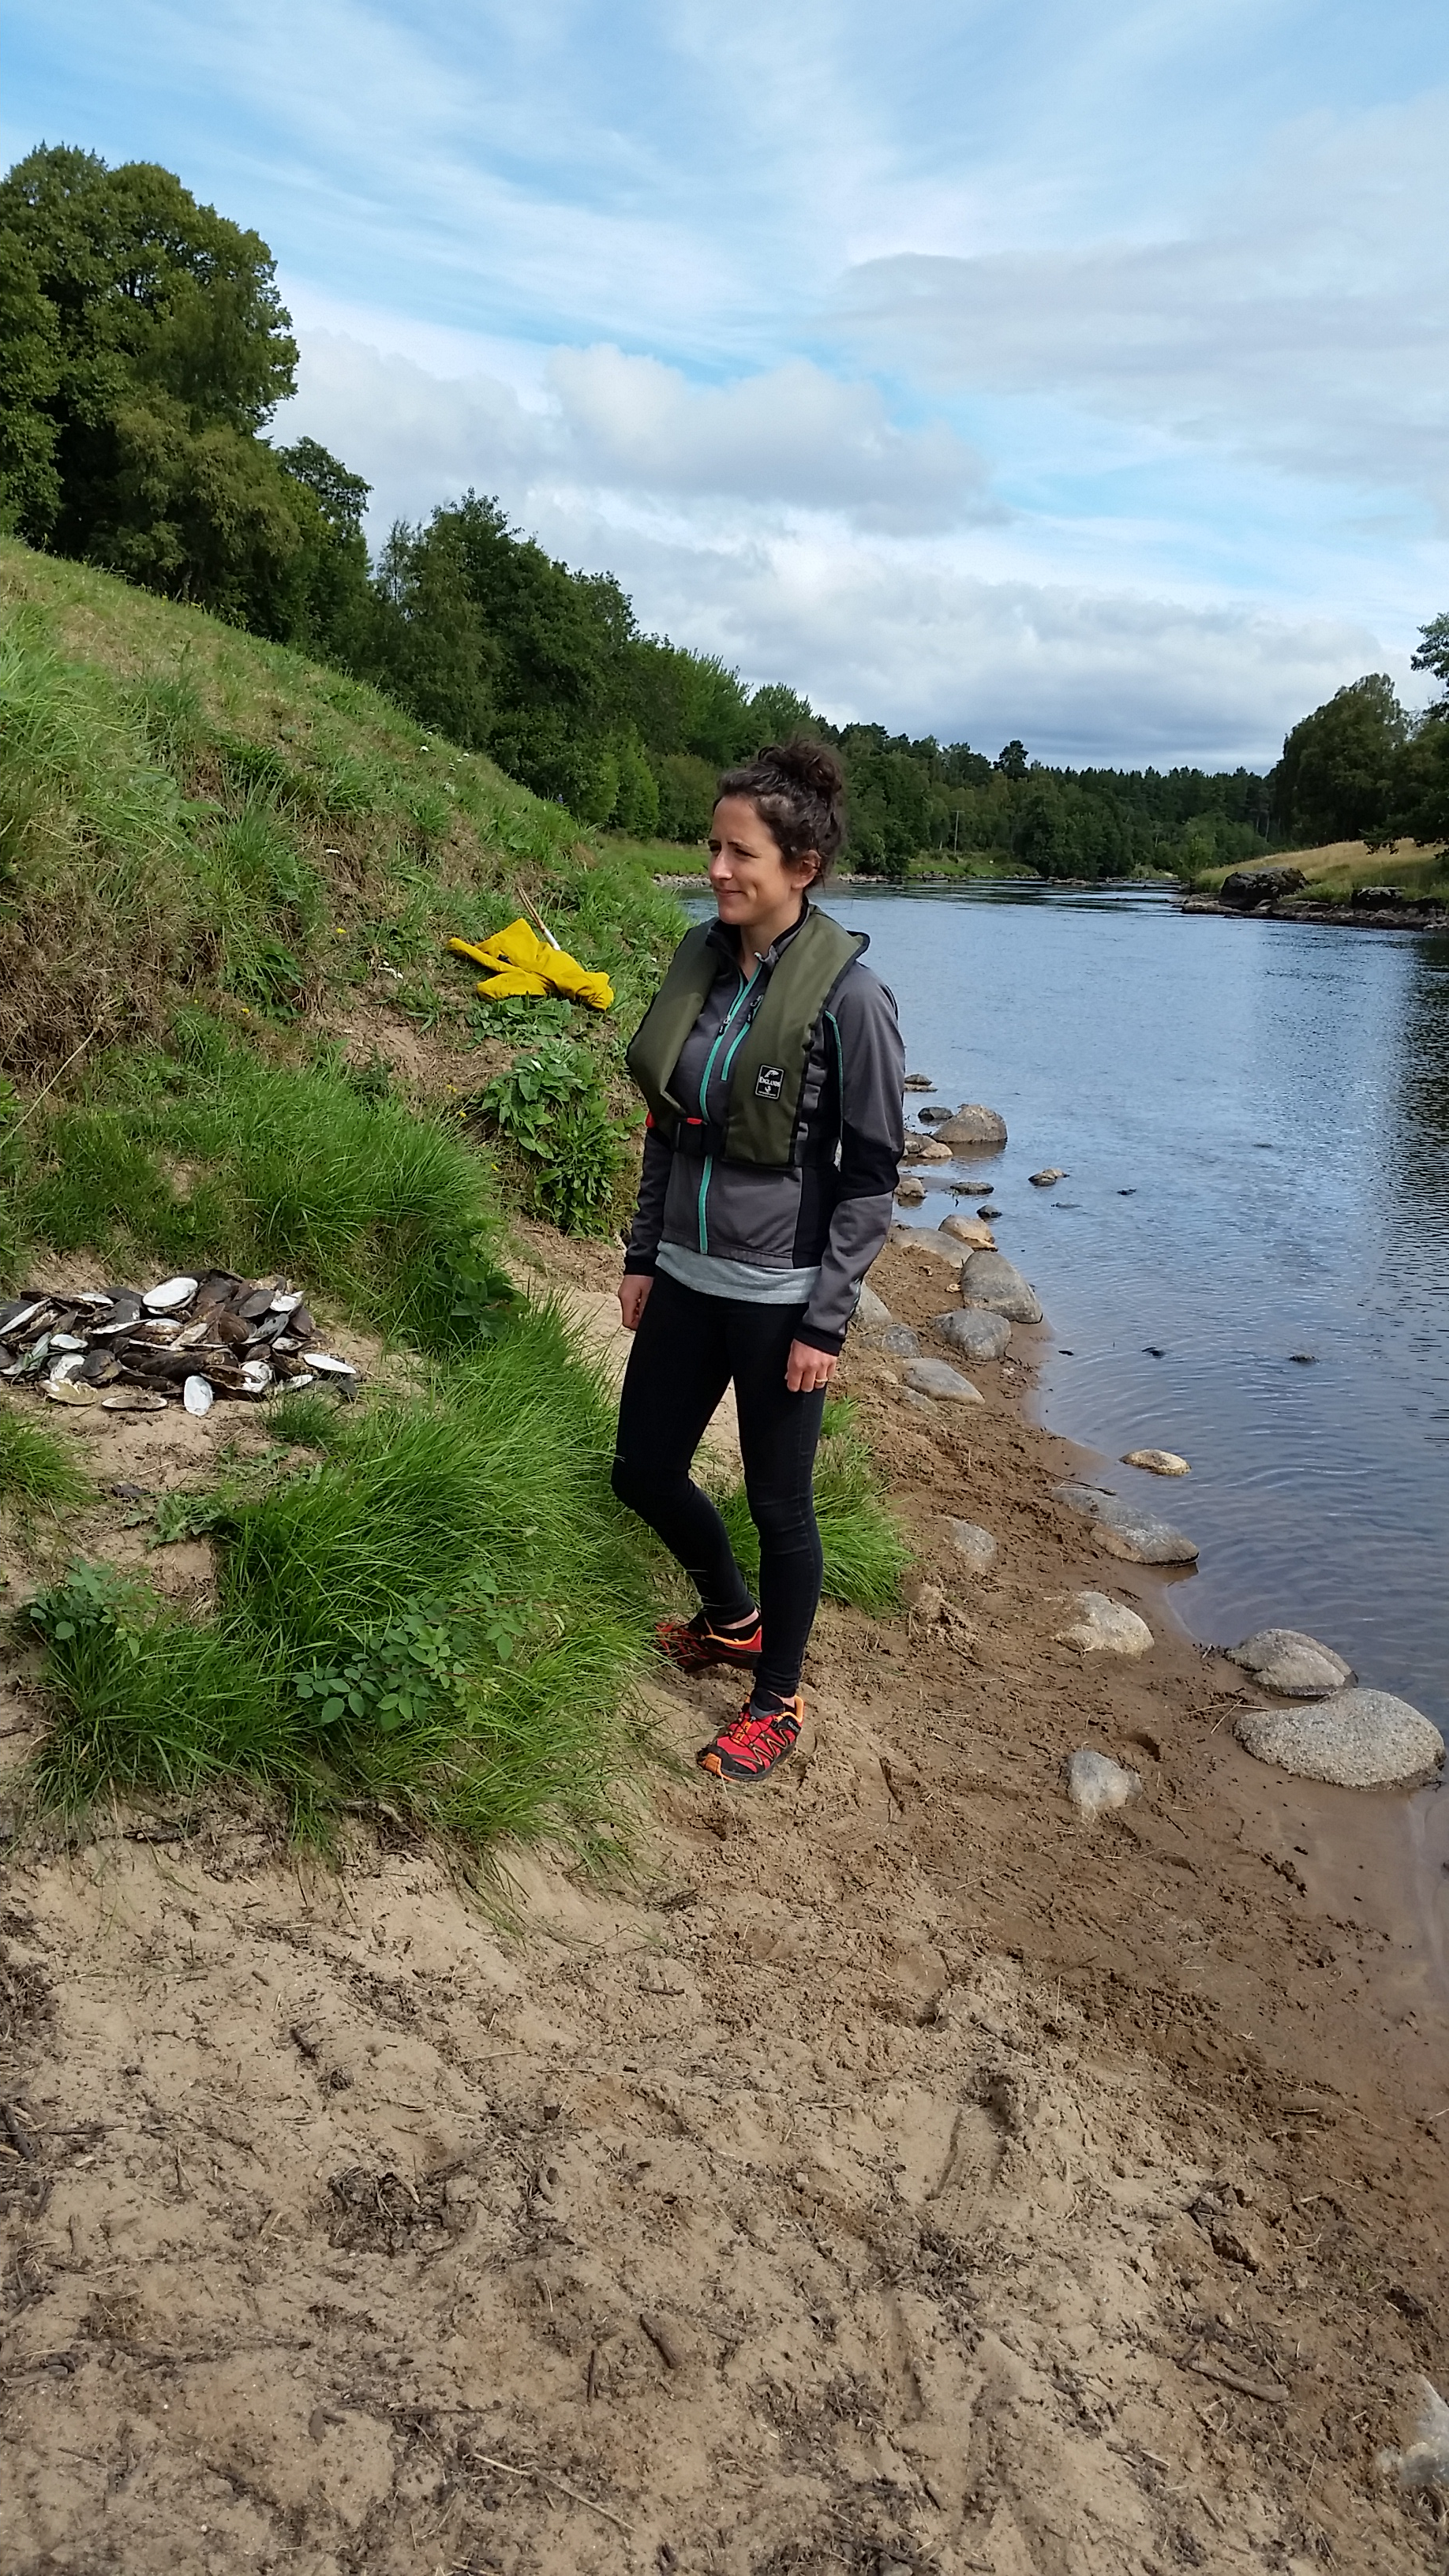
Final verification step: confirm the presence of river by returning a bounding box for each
[803,880,1449,1743]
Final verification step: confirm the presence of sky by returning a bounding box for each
[6,0,1449,767]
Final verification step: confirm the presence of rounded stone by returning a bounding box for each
[934,1307,1011,1363]
[903,1073,934,1091]
[938,1213,997,1249]
[944,1519,998,1572]
[879,1323,922,1359]
[1226,1628,1355,1698]
[852,1282,893,1338]
[1123,1448,1191,1477]
[904,1358,983,1404]
[934,1103,1008,1148]
[895,1175,927,1204]
[959,1249,1043,1325]
[1057,1591,1154,1657]
[1065,1748,1142,1816]
[1235,1690,1443,1790]
[1052,1481,1199,1564]
[1029,1167,1066,1186]
[890,1224,957,1262]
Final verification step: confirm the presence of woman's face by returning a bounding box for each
[708,796,818,933]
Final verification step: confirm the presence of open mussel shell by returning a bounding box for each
[0,1298,51,1338]
[303,1353,358,1377]
[46,1378,101,1407]
[142,1276,199,1313]
[182,1375,215,1417]
[101,1391,169,1413]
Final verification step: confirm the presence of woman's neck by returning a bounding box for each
[737,894,807,975]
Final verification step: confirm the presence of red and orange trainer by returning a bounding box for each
[655,1608,762,1676]
[696,1694,803,1784]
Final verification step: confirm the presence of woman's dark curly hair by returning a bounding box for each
[715,736,847,880]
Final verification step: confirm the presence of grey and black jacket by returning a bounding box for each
[623,908,905,1355]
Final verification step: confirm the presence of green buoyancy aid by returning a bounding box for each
[626,906,867,1169]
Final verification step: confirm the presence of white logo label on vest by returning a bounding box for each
[754,1065,784,1099]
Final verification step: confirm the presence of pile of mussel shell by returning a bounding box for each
[0,1274,361,1418]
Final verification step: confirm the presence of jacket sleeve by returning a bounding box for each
[623,1118,673,1275]
[796,969,905,1356]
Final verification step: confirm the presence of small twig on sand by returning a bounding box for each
[1184,2352,1289,2404]
[470,2451,629,2534]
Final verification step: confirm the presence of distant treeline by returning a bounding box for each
[2,144,1443,874]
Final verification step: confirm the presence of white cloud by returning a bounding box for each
[278,327,995,537]
[590,522,1380,766]
[275,311,1397,764]
[546,347,994,530]
[839,93,1449,516]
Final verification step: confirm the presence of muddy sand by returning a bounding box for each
[2,1230,1447,2575]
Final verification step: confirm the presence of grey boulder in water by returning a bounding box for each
[959,1249,1043,1324]
[1226,1628,1354,1698]
[934,1104,1008,1148]
[1236,1690,1443,1790]
[1053,1481,1199,1564]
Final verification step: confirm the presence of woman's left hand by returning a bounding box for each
[786,1340,837,1395]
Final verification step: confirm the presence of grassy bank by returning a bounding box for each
[1189,839,1449,902]
[1,541,906,1860]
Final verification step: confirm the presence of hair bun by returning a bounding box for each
[766,736,845,800]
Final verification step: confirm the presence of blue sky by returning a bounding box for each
[6,0,1449,764]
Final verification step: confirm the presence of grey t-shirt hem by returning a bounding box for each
[656,1245,822,1305]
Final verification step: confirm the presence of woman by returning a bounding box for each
[612,739,905,1783]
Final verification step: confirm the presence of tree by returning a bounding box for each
[747,682,814,747]
[995,739,1028,781]
[0,144,366,638]
[1271,674,1406,844]
[365,516,498,747]
[0,227,60,534]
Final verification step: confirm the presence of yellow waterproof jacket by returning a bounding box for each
[448,921,613,1011]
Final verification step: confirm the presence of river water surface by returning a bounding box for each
[808,882,1449,1739]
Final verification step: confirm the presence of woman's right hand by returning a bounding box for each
[619,1274,654,1332]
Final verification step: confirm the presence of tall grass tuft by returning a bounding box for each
[26,1302,659,1859]
[718,1397,910,1616]
[20,1015,513,1352]
[0,1406,90,1513]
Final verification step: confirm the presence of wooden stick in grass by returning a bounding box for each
[515,886,562,949]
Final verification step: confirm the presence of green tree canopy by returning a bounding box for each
[0,144,366,645]
[1271,673,1407,844]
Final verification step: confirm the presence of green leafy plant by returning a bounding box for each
[151,1488,235,1547]
[293,1602,478,1734]
[25,1562,146,1661]
[477,1039,627,1236]
[479,1037,597,1154]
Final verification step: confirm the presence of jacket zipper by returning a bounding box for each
[695,966,758,1252]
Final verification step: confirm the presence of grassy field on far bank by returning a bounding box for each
[1190,838,1449,901]
[0,541,906,1862]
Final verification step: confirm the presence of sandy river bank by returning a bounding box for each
[1,1226,1446,2574]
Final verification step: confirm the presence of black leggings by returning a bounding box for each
[611,1271,826,1702]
